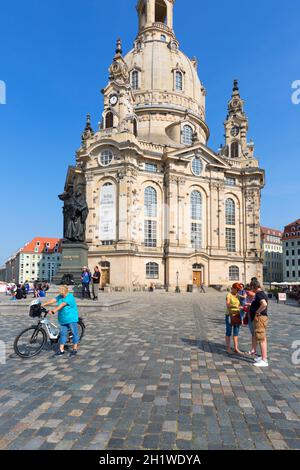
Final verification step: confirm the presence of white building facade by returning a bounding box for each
[5,238,62,284]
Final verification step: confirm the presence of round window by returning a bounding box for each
[192,157,203,176]
[100,149,113,167]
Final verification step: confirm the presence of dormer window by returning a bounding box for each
[182,124,193,146]
[161,34,167,42]
[175,71,183,91]
[131,70,139,90]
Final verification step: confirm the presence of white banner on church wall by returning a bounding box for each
[99,185,116,241]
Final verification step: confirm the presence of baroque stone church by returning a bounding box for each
[63,0,265,290]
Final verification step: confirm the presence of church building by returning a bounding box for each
[65,0,265,290]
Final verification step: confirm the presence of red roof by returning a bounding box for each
[260,227,283,237]
[284,219,300,228]
[21,237,62,254]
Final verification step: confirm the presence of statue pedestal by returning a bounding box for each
[53,241,89,285]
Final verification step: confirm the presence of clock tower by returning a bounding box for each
[101,39,137,136]
[221,80,255,160]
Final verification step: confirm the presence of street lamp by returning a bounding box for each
[175,271,181,293]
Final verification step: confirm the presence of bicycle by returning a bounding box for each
[14,301,85,358]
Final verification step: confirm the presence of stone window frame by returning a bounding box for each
[190,190,203,250]
[191,156,203,177]
[146,262,159,279]
[143,182,163,249]
[172,65,185,92]
[229,266,240,281]
[182,123,194,146]
[231,140,240,159]
[130,66,142,91]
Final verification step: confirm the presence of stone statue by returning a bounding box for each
[59,185,89,243]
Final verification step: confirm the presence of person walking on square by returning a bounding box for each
[225,283,243,354]
[81,267,91,300]
[42,285,79,357]
[200,283,206,293]
[92,266,101,301]
[249,280,269,368]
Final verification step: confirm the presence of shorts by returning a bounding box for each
[254,316,268,343]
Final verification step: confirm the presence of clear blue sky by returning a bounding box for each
[0,0,299,265]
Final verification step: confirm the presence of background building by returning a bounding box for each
[5,237,62,284]
[261,227,283,284]
[282,219,300,282]
[0,267,6,282]
[61,0,265,290]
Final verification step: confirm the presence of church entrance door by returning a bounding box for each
[193,271,202,287]
[100,262,110,288]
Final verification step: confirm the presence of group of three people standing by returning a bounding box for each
[226,279,269,368]
[81,266,101,301]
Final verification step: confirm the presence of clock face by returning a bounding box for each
[110,95,118,106]
[231,126,240,137]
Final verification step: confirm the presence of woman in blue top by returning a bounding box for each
[42,285,79,357]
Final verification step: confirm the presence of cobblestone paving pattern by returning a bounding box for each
[0,292,299,450]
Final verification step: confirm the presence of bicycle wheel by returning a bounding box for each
[14,327,47,358]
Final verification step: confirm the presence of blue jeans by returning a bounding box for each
[225,315,240,337]
[60,322,79,346]
[248,317,254,335]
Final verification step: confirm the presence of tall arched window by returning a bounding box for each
[229,266,239,281]
[225,198,236,252]
[144,187,157,217]
[144,187,158,247]
[182,124,193,145]
[231,141,239,159]
[105,112,114,129]
[175,71,183,91]
[132,70,139,90]
[191,190,202,249]
[225,199,235,226]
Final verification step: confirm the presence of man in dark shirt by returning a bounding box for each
[250,280,269,368]
[92,266,101,301]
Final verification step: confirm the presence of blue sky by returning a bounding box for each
[0,0,299,265]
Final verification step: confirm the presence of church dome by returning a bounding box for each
[124,40,206,121]
[121,0,208,146]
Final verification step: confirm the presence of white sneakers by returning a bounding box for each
[253,357,269,368]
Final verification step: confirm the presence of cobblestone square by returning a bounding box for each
[0,291,299,450]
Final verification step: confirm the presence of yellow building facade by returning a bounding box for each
[69,0,265,290]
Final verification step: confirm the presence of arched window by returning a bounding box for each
[144,187,157,217]
[229,266,239,281]
[225,199,235,226]
[175,71,183,91]
[191,191,202,250]
[132,70,139,90]
[133,118,138,137]
[146,262,159,279]
[182,124,193,145]
[191,191,202,220]
[231,141,239,159]
[105,112,114,129]
[155,0,167,23]
[144,187,158,248]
